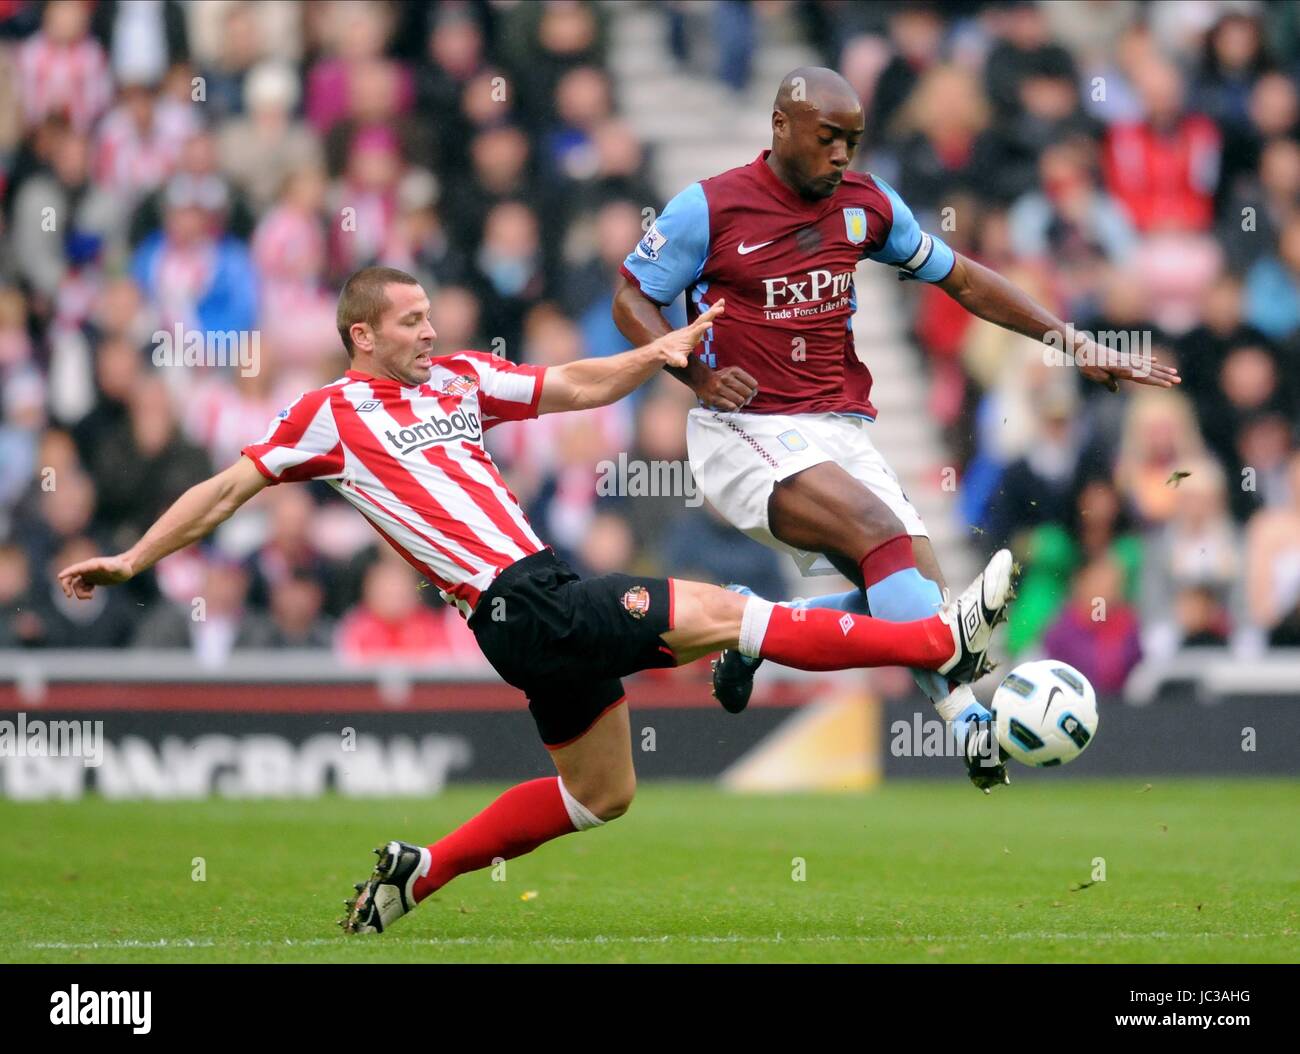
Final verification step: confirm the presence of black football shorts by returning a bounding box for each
[468,549,676,746]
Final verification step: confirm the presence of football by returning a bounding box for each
[992,660,1099,767]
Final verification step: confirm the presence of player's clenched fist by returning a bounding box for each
[693,364,758,412]
[57,554,135,599]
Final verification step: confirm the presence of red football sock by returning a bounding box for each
[756,604,952,672]
[412,776,576,902]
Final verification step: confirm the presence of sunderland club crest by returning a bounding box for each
[441,374,478,397]
[621,585,651,619]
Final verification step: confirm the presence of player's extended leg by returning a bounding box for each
[768,463,1007,787]
[547,701,636,824]
[664,552,1010,679]
[818,534,970,721]
[342,705,634,935]
[713,463,916,708]
[715,526,950,626]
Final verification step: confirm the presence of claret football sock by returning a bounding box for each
[411,776,595,902]
[740,595,952,672]
[859,534,992,727]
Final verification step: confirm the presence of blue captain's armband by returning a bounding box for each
[866,175,956,283]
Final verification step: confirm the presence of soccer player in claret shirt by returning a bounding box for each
[56,266,1012,935]
[613,66,1182,792]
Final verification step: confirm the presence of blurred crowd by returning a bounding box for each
[0,0,790,668]
[799,0,1300,691]
[2,1,1299,695]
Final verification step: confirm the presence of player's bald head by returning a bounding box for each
[769,67,864,200]
[773,66,860,118]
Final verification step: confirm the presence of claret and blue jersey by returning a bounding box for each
[620,149,955,419]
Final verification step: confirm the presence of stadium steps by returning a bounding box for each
[608,1,976,589]
[610,4,809,189]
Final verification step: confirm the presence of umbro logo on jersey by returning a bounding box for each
[737,239,775,255]
[356,400,382,413]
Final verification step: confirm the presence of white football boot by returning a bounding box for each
[937,548,1015,683]
[340,840,431,935]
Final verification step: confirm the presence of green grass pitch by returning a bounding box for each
[3,779,1297,963]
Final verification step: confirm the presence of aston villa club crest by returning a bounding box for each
[621,585,651,619]
[843,207,867,245]
[441,374,478,397]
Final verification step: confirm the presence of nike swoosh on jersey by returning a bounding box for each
[737,239,776,255]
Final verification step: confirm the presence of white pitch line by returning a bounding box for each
[13,931,1281,952]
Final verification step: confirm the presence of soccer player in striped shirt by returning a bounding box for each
[56,266,1013,935]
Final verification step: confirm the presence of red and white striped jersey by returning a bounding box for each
[17,33,114,133]
[241,352,549,617]
[93,98,197,200]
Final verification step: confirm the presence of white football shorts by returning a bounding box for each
[685,408,928,576]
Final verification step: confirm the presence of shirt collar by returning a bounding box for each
[754,149,819,209]
[345,368,404,385]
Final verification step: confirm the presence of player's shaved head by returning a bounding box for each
[769,67,864,200]
[337,266,422,359]
[773,66,859,117]
[337,266,438,386]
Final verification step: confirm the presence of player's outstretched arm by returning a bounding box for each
[56,456,270,599]
[937,252,1182,392]
[539,301,726,414]
[612,276,757,411]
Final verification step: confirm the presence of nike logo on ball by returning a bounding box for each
[1042,686,1062,723]
[737,239,775,255]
